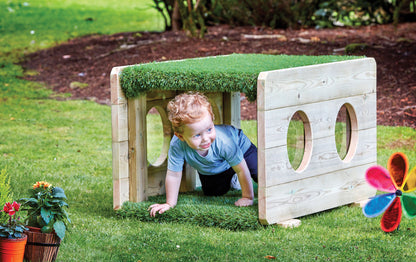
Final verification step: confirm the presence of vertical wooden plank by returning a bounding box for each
[111,141,129,209]
[257,79,267,222]
[110,66,129,209]
[110,66,128,106]
[111,103,128,144]
[223,92,241,128]
[128,96,148,202]
[148,164,168,196]
[206,92,223,125]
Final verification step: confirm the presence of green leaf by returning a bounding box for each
[41,225,53,233]
[35,215,46,227]
[15,227,24,232]
[53,220,66,240]
[20,197,38,205]
[52,187,67,199]
[41,207,52,224]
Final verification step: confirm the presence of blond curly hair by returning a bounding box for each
[168,92,214,133]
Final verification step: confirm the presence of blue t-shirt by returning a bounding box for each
[167,125,252,175]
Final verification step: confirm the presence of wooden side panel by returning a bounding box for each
[111,67,129,209]
[258,58,377,225]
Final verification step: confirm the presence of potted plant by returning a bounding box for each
[19,181,71,262]
[0,201,28,262]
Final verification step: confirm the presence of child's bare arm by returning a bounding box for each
[148,170,182,216]
[232,159,254,207]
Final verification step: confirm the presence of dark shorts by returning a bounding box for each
[198,143,258,196]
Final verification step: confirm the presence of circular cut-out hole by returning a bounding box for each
[287,111,312,172]
[146,107,170,166]
[335,103,358,162]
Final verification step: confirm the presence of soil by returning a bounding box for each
[21,23,416,128]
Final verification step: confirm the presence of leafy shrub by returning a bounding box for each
[212,0,319,29]
[151,0,416,32]
[313,0,394,28]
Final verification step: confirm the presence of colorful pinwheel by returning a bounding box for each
[363,152,416,232]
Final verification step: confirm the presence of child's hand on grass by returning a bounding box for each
[148,203,172,217]
[235,198,253,207]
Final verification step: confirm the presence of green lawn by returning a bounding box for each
[1,1,416,261]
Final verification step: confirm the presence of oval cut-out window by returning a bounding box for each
[335,103,358,162]
[147,107,170,166]
[287,111,312,172]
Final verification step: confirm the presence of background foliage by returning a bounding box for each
[152,0,416,36]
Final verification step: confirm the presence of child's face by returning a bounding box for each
[175,110,216,155]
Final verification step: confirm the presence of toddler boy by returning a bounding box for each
[149,92,257,216]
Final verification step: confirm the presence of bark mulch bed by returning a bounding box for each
[21,23,416,128]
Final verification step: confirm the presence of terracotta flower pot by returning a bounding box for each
[0,234,28,262]
[24,227,61,262]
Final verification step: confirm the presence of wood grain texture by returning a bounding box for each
[223,92,241,128]
[111,66,129,209]
[128,96,148,202]
[111,104,128,142]
[110,66,128,105]
[112,141,129,209]
[259,164,376,224]
[257,58,376,111]
[257,58,377,225]
[260,94,376,149]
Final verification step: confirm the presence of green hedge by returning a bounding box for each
[115,191,262,231]
[120,54,361,101]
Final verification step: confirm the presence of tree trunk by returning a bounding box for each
[172,0,181,31]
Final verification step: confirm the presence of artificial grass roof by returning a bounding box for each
[120,53,361,101]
